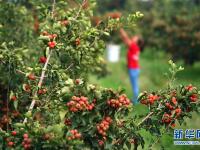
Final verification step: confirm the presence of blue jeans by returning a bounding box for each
[128,69,140,104]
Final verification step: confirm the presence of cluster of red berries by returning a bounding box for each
[185,84,195,91]
[140,94,159,105]
[96,116,112,138]
[162,113,172,124]
[66,96,95,112]
[22,133,32,150]
[59,20,69,26]
[67,129,82,140]
[107,94,131,108]
[37,88,47,95]
[41,31,57,48]
[64,119,72,126]
[6,131,17,147]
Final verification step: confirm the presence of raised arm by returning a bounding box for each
[120,28,131,46]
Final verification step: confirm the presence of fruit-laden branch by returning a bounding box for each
[23,50,52,123]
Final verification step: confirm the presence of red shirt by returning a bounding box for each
[127,42,140,69]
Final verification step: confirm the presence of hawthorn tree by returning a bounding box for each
[0,0,199,150]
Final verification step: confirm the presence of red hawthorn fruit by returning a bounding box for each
[98,140,104,146]
[39,56,47,64]
[171,123,176,128]
[1,115,10,124]
[7,141,14,147]
[75,38,80,46]
[38,88,47,95]
[11,131,17,136]
[48,34,57,40]
[60,20,69,26]
[23,133,29,139]
[190,94,198,102]
[64,119,72,126]
[185,85,194,91]
[24,84,31,92]
[140,99,148,105]
[28,73,36,80]
[75,133,81,139]
[171,97,177,105]
[149,98,154,105]
[175,108,182,114]
[67,137,72,140]
[48,41,56,48]
[165,103,174,110]
[75,79,81,84]
[12,110,20,117]
[43,134,51,140]
[162,113,171,123]
[41,31,48,36]
[10,96,17,101]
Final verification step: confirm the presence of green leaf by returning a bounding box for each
[59,110,67,121]
[14,100,18,110]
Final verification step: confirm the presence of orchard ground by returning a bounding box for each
[90,46,200,150]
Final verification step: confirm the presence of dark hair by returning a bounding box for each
[137,38,145,52]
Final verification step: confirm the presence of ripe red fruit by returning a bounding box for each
[28,73,36,80]
[98,140,104,146]
[12,110,20,118]
[190,94,198,102]
[38,88,47,95]
[39,56,47,64]
[43,134,50,140]
[162,113,172,123]
[48,34,57,39]
[75,38,80,46]
[171,97,177,105]
[48,41,56,48]
[7,141,14,147]
[24,84,31,92]
[175,108,182,114]
[41,31,48,36]
[11,131,17,136]
[10,96,17,101]
[23,133,29,139]
[140,99,147,105]
[75,133,81,139]
[185,85,194,91]
[171,123,176,127]
[60,20,69,26]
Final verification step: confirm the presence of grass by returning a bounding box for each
[89,46,200,150]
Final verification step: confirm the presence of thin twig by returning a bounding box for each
[51,0,56,18]
[137,112,154,127]
[74,0,86,20]
[16,69,46,79]
[23,0,56,124]
[23,50,52,124]
[66,63,74,71]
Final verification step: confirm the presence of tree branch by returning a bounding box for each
[23,50,52,124]
[137,112,154,127]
